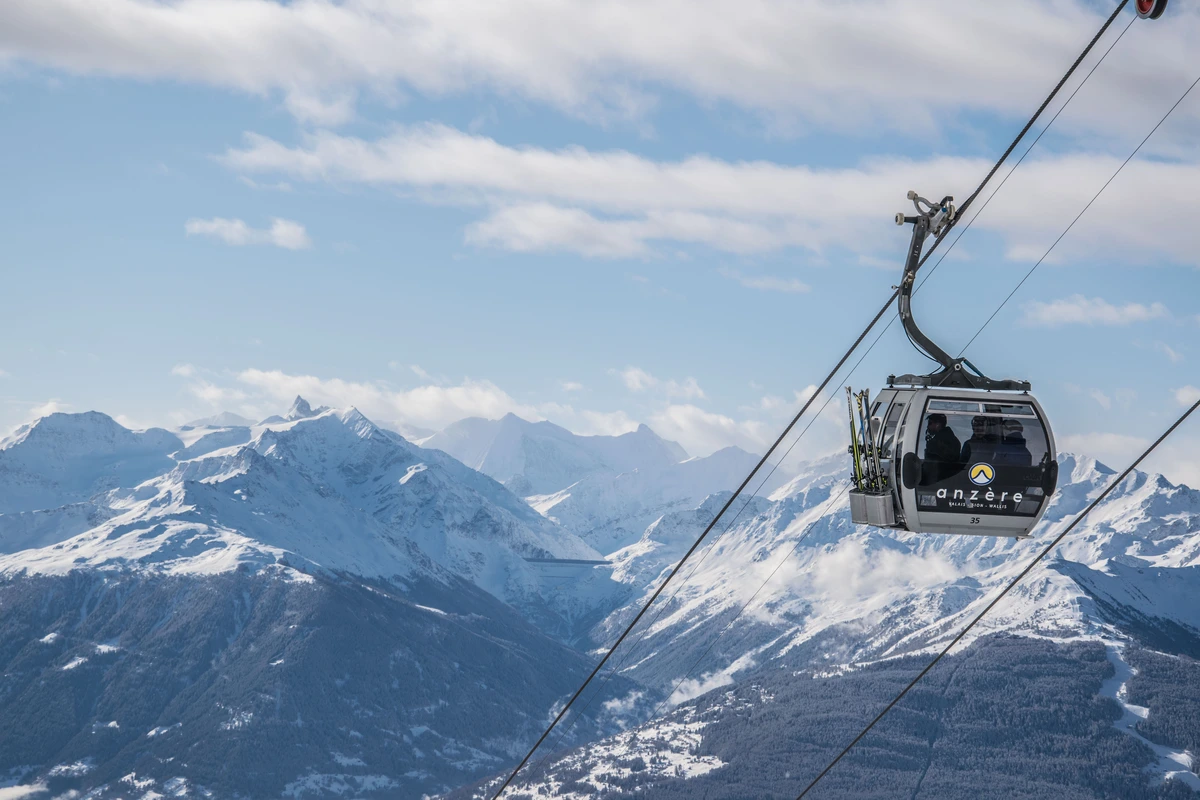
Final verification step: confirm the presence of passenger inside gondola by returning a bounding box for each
[960,415,1001,464]
[996,419,1033,466]
[921,412,962,484]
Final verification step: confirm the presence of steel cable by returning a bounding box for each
[490,3,1134,795]
[794,399,1200,799]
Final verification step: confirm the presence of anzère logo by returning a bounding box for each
[969,462,995,486]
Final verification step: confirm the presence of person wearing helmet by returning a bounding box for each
[960,415,1001,465]
[996,418,1033,466]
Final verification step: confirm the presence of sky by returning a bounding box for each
[1,0,1198,485]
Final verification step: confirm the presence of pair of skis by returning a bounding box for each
[846,387,886,493]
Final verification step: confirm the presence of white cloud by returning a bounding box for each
[221,124,981,258]
[615,367,703,399]
[720,269,810,293]
[809,540,962,606]
[561,381,584,392]
[1175,386,1200,406]
[1020,295,1169,327]
[1148,436,1200,491]
[170,363,196,377]
[238,176,293,192]
[29,399,68,418]
[649,403,769,455]
[619,367,657,392]
[467,204,651,258]
[1113,388,1138,410]
[236,368,542,431]
[114,413,156,431]
[408,364,447,384]
[1088,389,1112,411]
[1058,432,1151,470]
[223,125,1200,263]
[188,381,248,406]
[0,368,9,378]
[574,409,640,437]
[0,783,47,800]
[7,0,1199,138]
[745,386,819,416]
[1156,342,1184,363]
[600,690,644,717]
[668,670,735,707]
[185,217,311,250]
[1061,429,1200,491]
[282,88,356,126]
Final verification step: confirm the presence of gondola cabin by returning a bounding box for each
[848,388,1057,538]
[847,190,1060,537]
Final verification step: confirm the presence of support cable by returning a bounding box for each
[913,13,1135,298]
[958,68,1200,356]
[524,5,1137,772]
[800,58,1200,789]
[796,61,1200,797]
[490,294,894,799]
[526,368,838,777]
[795,399,1200,799]
[490,4,1133,795]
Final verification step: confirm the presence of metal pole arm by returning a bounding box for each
[890,191,1031,392]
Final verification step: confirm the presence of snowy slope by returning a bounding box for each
[0,402,635,799]
[0,408,603,612]
[528,446,789,553]
[426,414,687,495]
[457,453,1200,798]
[0,551,630,800]
[584,452,1200,700]
[0,412,181,514]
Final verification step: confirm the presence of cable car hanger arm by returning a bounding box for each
[890,192,1031,392]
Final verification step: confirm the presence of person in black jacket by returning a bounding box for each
[960,415,1001,465]
[996,418,1034,466]
[921,413,962,484]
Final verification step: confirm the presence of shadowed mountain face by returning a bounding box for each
[450,452,1200,799]
[451,636,1200,800]
[0,570,632,799]
[0,404,631,797]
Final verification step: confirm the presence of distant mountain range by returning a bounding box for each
[1,400,1197,799]
[424,413,689,496]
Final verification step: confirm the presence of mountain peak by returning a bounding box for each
[3,410,128,450]
[285,395,326,421]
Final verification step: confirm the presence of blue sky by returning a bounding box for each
[1,0,1198,483]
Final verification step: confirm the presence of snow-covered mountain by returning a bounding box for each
[425,413,688,496]
[0,401,632,798]
[4,399,1199,799]
[0,404,602,615]
[0,411,182,515]
[456,451,1200,798]
[528,446,788,553]
[427,413,790,554]
[585,451,1200,693]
